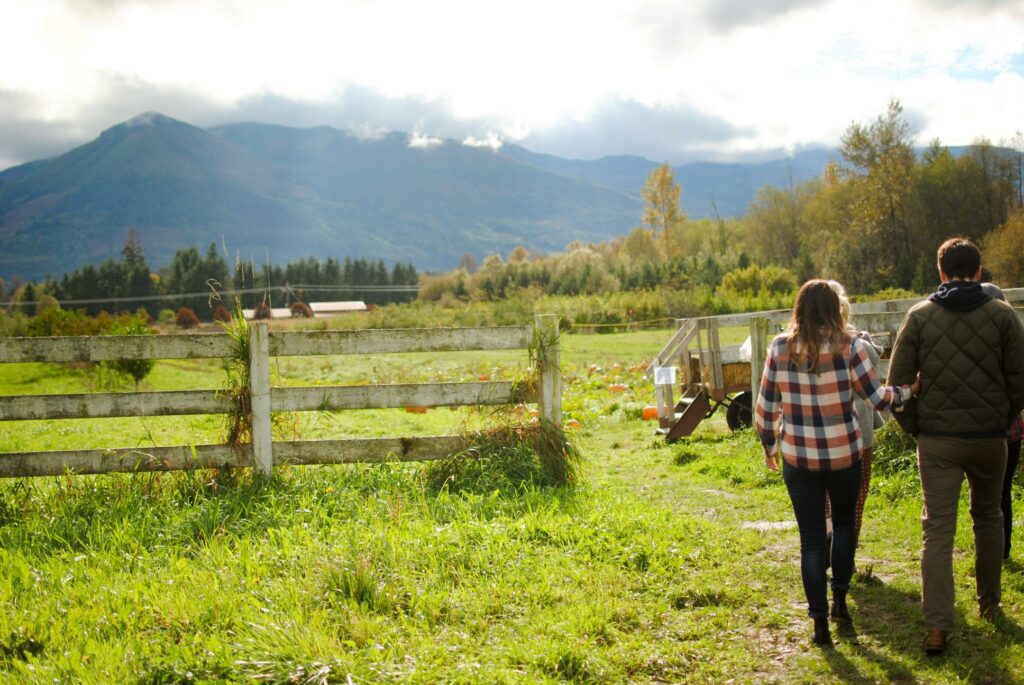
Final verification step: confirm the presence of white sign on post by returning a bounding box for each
[654,366,677,386]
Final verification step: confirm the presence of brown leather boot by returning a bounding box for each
[922,629,946,656]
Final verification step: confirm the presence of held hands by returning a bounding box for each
[911,375,921,398]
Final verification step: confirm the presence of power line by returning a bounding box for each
[288,284,420,291]
[4,283,420,308]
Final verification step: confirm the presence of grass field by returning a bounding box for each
[0,328,1021,683]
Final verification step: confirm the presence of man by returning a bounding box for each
[888,237,1024,656]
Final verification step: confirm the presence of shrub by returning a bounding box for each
[134,307,154,325]
[290,301,313,318]
[100,314,156,385]
[176,307,200,329]
[253,303,272,320]
[28,308,101,336]
[212,305,232,323]
[0,309,29,337]
[157,309,176,325]
[858,287,920,303]
[872,419,918,475]
[35,295,60,316]
[719,264,797,297]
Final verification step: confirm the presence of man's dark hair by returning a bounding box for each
[937,237,981,279]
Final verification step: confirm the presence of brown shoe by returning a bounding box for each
[923,629,946,656]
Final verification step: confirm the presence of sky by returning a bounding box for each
[0,0,1022,171]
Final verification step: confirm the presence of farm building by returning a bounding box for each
[309,301,368,316]
[241,301,367,320]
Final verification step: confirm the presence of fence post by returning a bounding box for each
[249,322,273,476]
[749,316,770,400]
[535,314,562,427]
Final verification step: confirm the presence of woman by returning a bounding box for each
[826,280,886,548]
[755,280,918,647]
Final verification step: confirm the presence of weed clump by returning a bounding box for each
[212,305,232,322]
[175,307,200,329]
[253,302,272,320]
[100,315,155,385]
[872,420,917,475]
[220,308,252,445]
[424,421,582,493]
[290,301,313,318]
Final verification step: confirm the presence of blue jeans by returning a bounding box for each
[783,460,862,618]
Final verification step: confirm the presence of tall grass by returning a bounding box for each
[219,308,252,445]
[1,331,1020,683]
[424,422,583,493]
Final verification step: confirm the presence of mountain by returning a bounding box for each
[0,113,834,281]
[500,146,836,218]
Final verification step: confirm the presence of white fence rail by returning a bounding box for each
[0,315,561,479]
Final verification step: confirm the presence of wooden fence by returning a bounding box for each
[650,288,1024,405]
[0,315,561,479]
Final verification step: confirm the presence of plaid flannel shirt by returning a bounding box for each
[755,333,909,471]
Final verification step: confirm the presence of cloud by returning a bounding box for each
[0,78,805,171]
[700,0,822,31]
[520,97,751,163]
[407,131,443,149]
[0,90,85,169]
[463,133,503,151]
[1,0,1021,170]
[0,74,231,169]
[230,86,476,138]
[0,79,499,169]
[919,0,1024,13]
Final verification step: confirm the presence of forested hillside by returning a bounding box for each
[0,113,640,281]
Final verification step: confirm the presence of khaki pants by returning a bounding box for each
[918,434,1006,631]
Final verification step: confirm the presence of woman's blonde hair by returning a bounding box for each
[785,279,847,373]
[827,280,853,331]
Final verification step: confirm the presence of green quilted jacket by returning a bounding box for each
[888,282,1024,437]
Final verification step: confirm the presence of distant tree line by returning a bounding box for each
[232,256,419,310]
[0,231,418,319]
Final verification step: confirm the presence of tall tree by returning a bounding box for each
[966,137,1018,235]
[640,164,686,261]
[121,229,155,311]
[745,175,818,267]
[981,209,1024,286]
[838,99,918,287]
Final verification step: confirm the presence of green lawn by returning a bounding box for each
[0,328,1021,683]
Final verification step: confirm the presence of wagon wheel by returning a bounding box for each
[725,391,754,431]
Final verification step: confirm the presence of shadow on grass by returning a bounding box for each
[1003,558,1024,591]
[672,448,701,466]
[815,575,1024,684]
